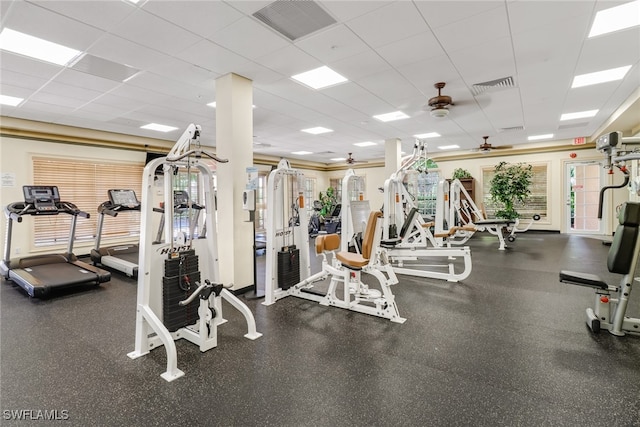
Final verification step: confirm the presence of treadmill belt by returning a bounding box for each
[9,262,108,297]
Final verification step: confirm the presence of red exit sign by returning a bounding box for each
[573,137,586,145]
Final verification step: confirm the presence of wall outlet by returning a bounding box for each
[14,247,21,255]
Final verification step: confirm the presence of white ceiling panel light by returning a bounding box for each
[589,0,640,38]
[414,132,441,139]
[560,110,599,121]
[353,141,376,147]
[292,151,313,155]
[0,28,81,66]
[0,94,24,106]
[330,157,347,161]
[291,65,348,90]
[571,65,632,88]
[207,102,217,108]
[437,145,460,150]
[301,126,333,134]
[141,123,178,132]
[373,111,409,122]
[528,134,554,141]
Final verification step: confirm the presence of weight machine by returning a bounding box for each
[560,131,640,336]
[263,161,404,323]
[127,124,261,381]
[380,140,473,282]
[447,179,540,250]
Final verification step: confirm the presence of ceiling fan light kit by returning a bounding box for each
[430,107,450,118]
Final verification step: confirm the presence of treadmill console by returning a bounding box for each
[108,189,140,209]
[23,186,60,213]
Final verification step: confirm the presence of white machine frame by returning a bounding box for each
[263,162,404,322]
[380,140,472,282]
[128,124,261,382]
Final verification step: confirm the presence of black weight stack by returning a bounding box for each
[162,249,200,332]
[277,245,300,290]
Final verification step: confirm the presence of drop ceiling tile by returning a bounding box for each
[358,69,420,107]
[4,1,105,50]
[224,1,272,15]
[175,39,252,75]
[54,69,123,93]
[255,45,319,77]
[87,34,172,70]
[448,37,516,86]
[320,1,389,22]
[104,84,169,105]
[376,31,445,68]
[0,70,49,92]
[233,62,285,85]
[329,50,391,81]
[126,72,206,102]
[414,1,504,29]
[209,16,290,60]
[507,0,595,35]
[142,1,244,38]
[295,24,369,63]
[148,58,220,89]
[21,99,76,114]
[0,83,33,100]
[111,9,202,56]
[321,83,390,116]
[33,0,137,32]
[432,6,510,54]
[575,29,640,75]
[0,51,64,79]
[346,2,429,49]
[38,81,103,103]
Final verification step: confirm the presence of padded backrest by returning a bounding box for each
[362,211,382,260]
[608,202,640,274]
[400,207,419,238]
[315,233,341,254]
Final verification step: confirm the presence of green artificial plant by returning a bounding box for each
[452,168,472,180]
[489,161,533,220]
[318,186,337,218]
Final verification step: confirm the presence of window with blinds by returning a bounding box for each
[482,163,548,220]
[32,157,144,247]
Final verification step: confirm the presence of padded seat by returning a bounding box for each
[559,270,608,289]
[336,210,382,270]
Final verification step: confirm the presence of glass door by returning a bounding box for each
[565,161,604,234]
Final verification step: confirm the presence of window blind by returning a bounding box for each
[32,157,144,247]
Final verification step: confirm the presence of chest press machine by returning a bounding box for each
[263,160,404,323]
[127,124,261,381]
[560,131,640,336]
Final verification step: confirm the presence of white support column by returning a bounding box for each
[385,138,402,179]
[215,73,254,291]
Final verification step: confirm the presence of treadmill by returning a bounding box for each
[154,190,205,244]
[1,185,111,298]
[91,189,141,277]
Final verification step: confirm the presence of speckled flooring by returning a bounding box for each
[2,232,640,426]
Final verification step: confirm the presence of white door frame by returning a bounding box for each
[564,160,606,235]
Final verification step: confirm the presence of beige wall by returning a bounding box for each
[1,134,632,263]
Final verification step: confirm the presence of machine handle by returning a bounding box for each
[168,149,229,164]
[179,281,209,306]
[597,166,629,219]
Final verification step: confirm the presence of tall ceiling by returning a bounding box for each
[1,0,639,163]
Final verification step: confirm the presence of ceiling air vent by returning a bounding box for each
[471,76,516,96]
[558,122,589,130]
[253,0,336,41]
[70,54,139,82]
[498,126,525,133]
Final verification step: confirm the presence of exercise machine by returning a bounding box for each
[263,160,404,322]
[128,124,261,381]
[560,131,640,336]
[380,140,473,281]
[1,186,111,297]
[447,179,540,250]
[91,189,141,277]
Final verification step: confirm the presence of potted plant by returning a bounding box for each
[489,161,533,219]
[452,168,472,180]
[318,186,337,218]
